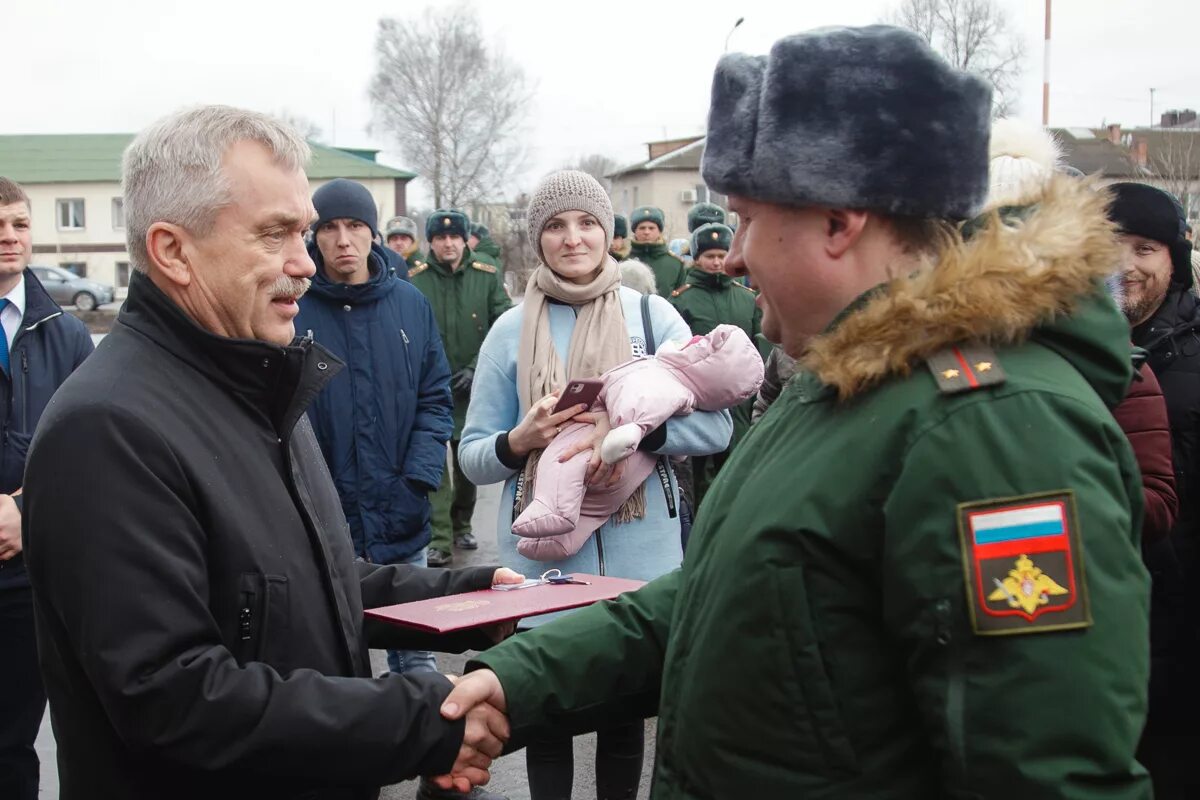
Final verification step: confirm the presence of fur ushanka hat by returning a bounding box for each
[701,25,993,220]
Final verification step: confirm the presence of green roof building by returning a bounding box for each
[0,134,416,296]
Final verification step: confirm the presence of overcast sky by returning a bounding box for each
[6,0,1198,207]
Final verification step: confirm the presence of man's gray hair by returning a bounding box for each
[122,105,311,273]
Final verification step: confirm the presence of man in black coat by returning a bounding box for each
[0,177,93,800]
[22,107,519,800]
[1109,182,1200,799]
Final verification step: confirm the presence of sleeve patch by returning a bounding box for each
[957,490,1092,636]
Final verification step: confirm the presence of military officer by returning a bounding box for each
[438,25,1152,798]
[610,214,630,262]
[627,205,686,297]
[409,209,512,566]
[670,222,768,507]
[467,223,504,279]
[686,201,726,233]
[384,215,423,266]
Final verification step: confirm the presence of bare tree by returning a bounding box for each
[273,109,325,143]
[887,0,1025,117]
[561,154,621,192]
[369,4,533,208]
[1149,132,1200,221]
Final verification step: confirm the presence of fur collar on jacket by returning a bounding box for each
[803,174,1120,400]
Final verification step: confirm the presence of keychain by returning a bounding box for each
[492,569,592,590]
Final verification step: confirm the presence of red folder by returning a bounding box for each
[365,573,647,633]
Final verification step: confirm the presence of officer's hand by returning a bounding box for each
[452,368,475,393]
[559,411,625,488]
[431,671,510,792]
[508,394,587,458]
[0,493,21,561]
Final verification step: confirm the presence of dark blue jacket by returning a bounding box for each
[296,243,453,564]
[1,269,94,588]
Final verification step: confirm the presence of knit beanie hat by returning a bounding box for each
[984,118,1063,211]
[384,215,418,239]
[630,206,665,233]
[613,214,629,238]
[426,209,471,241]
[525,170,614,263]
[687,202,726,232]
[311,178,378,236]
[691,223,733,258]
[1107,182,1194,289]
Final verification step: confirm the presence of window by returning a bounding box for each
[632,186,639,207]
[116,261,131,288]
[112,198,125,230]
[61,262,86,278]
[694,184,712,204]
[56,199,85,231]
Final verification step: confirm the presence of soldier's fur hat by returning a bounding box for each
[702,25,992,220]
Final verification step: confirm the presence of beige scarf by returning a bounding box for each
[516,257,645,523]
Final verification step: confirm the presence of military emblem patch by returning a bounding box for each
[958,491,1091,636]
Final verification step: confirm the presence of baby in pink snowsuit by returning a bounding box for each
[512,324,764,560]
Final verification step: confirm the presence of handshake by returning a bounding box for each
[428,669,510,793]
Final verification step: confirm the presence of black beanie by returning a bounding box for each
[1107,182,1194,289]
[312,179,379,237]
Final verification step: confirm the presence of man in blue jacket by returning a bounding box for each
[0,177,93,799]
[296,179,453,678]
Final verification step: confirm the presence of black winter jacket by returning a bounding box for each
[1133,285,1200,734]
[23,271,496,799]
[0,269,93,589]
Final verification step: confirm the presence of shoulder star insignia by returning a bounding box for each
[976,361,993,372]
[942,368,960,380]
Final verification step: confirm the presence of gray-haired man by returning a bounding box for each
[22,106,520,799]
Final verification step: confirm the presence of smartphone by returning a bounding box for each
[552,379,603,414]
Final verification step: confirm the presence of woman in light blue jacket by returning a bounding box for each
[458,171,731,800]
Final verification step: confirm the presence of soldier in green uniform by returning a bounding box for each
[409,209,512,566]
[468,223,504,278]
[670,222,768,507]
[435,26,1152,799]
[686,200,726,232]
[627,205,686,297]
[383,215,424,266]
[609,214,630,262]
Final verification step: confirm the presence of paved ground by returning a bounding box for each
[36,479,657,799]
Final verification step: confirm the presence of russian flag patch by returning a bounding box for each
[958,491,1091,635]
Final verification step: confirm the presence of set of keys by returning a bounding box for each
[492,569,592,591]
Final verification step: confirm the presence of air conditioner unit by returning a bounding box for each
[679,189,698,203]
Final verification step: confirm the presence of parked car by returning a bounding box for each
[29,265,115,311]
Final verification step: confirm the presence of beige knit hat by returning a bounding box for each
[526,170,614,263]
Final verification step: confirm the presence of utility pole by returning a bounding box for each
[1042,0,1051,126]
[1149,88,1156,127]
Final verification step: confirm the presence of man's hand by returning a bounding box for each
[492,567,524,586]
[431,670,511,792]
[452,368,475,393]
[480,569,523,643]
[0,494,21,561]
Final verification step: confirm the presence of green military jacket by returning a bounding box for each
[409,247,512,436]
[472,178,1151,798]
[670,268,770,442]
[628,240,686,298]
[473,237,504,277]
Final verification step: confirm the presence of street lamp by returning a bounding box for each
[724,17,744,53]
